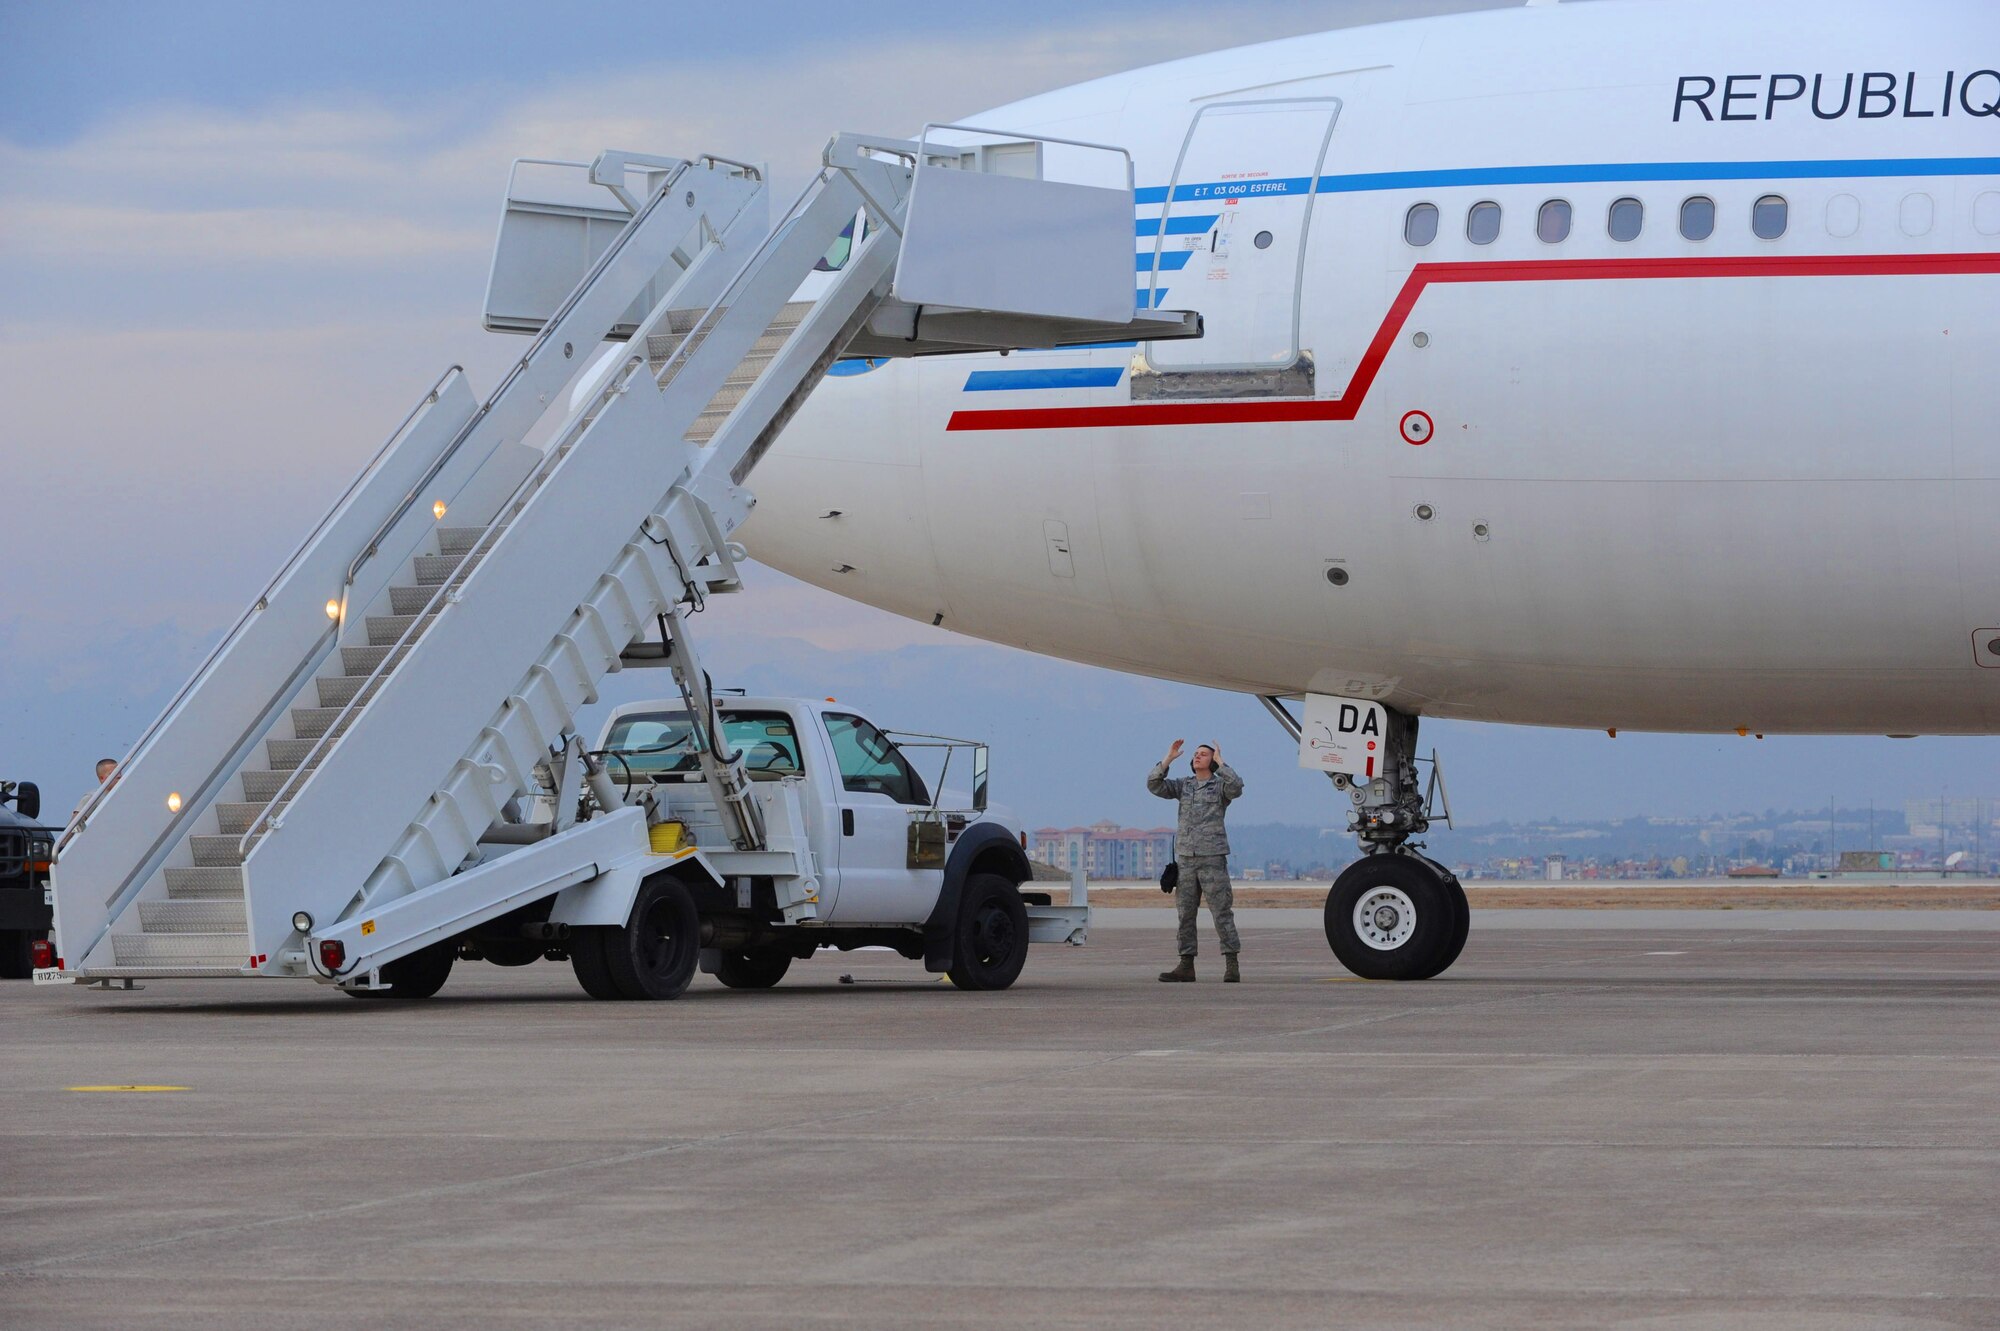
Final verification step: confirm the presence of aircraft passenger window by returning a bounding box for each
[1253,230,1274,249]
[1679,196,1715,241]
[1977,191,2000,237]
[1899,193,1935,237]
[1826,193,1862,238]
[1536,200,1570,243]
[1607,197,1643,242]
[1751,195,1788,240]
[1404,203,1438,247]
[1466,201,1501,245]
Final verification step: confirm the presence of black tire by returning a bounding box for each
[1325,855,1456,981]
[1422,875,1471,980]
[0,929,34,980]
[713,948,793,990]
[569,927,624,1001]
[342,939,455,999]
[601,878,701,1001]
[946,873,1030,992]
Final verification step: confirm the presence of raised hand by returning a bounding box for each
[1165,738,1185,764]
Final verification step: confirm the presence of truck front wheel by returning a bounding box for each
[946,874,1030,992]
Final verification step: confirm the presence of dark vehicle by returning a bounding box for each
[0,781,55,977]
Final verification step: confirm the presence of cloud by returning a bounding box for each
[0,201,485,263]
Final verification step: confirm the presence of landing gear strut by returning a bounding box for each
[1260,697,1467,980]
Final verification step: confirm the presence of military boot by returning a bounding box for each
[1158,957,1196,983]
[1224,954,1240,983]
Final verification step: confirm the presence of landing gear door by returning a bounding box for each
[1140,99,1339,378]
[1299,694,1388,780]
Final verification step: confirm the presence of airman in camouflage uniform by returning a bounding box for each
[1147,740,1244,982]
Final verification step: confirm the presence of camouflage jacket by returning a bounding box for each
[1146,761,1244,858]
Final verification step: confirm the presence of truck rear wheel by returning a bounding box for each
[0,929,37,980]
[714,948,792,990]
[602,878,700,1000]
[946,874,1029,992]
[569,928,624,1000]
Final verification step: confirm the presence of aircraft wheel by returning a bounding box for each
[1423,874,1471,980]
[602,878,701,1000]
[342,939,456,999]
[1325,855,1458,981]
[947,873,1030,992]
[714,948,793,990]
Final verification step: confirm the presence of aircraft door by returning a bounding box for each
[1141,98,1339,386]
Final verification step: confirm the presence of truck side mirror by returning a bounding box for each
[13,782,38,821]
[972,747,988,812]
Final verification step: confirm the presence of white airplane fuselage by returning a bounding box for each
[742,0,2000,735]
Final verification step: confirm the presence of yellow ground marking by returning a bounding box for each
[67,1085,188,1093]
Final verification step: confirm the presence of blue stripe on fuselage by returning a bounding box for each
[1133,156,2000,207]
[964,366,1126,392]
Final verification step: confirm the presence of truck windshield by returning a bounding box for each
[602,710,803,777]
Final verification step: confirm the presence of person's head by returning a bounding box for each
[1191,745,1217,777]
[95,758,118,783]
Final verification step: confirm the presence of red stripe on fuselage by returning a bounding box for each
[943,252,2000,432]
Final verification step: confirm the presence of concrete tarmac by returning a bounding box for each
[5,915,1998,1329]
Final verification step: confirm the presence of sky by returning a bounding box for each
[1,0,1993,830]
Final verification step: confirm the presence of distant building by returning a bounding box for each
[1030,820,1174,879]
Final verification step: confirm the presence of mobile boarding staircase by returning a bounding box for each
[48,127,1197,987]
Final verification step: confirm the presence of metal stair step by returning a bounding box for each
[389,584,449,616]
[313,674,378,709]
[139,899,248,934]
[189,835,247,867]
[341,643,410,676]
[75,964,253,980]
[413,554,460,585]
[437,525,489,557]
[111,932,252,967]
[366,612,439,647]
[214,800,288,835]
[239,768,293,802]
[289,705,355,740]
[263,737,326,772]
[165,865,247,899]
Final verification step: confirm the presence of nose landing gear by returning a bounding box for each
[1260,696,1466,980]
[1326,849,1468,980]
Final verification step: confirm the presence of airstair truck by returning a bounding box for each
[43,129,1198,999]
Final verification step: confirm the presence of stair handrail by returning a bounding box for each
[235,159,703,858]
[57,364,465,856]
[647,167,836,395]
[341,155,700,600]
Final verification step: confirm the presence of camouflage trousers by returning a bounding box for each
[1175,855,1240,957]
